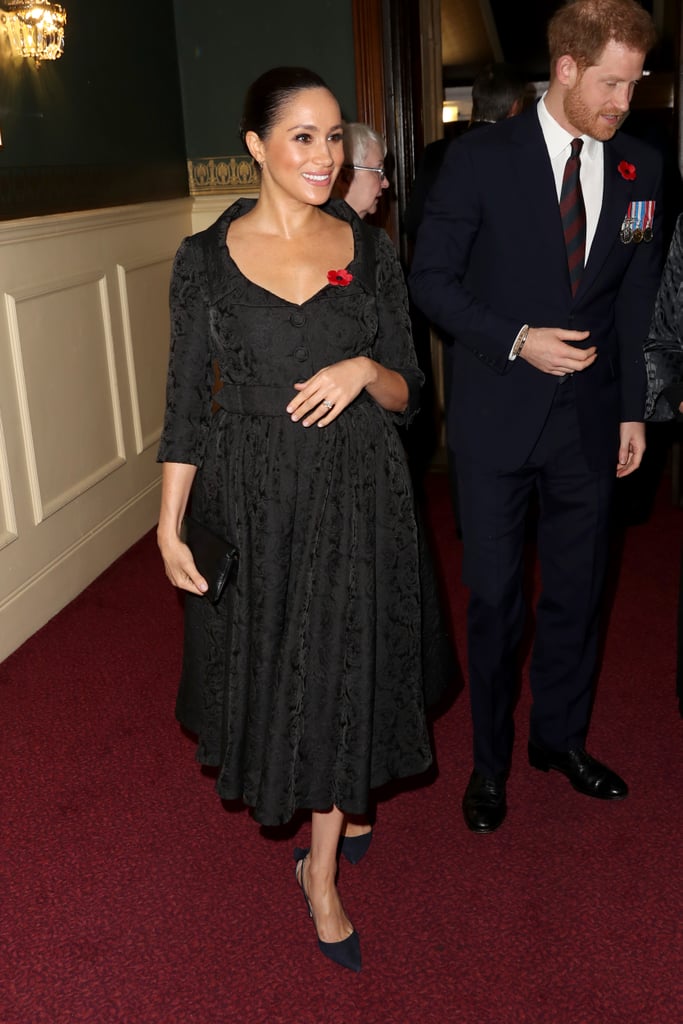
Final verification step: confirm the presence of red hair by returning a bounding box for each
[548,0,657,69]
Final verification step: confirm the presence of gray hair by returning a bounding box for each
[342,122,387,166]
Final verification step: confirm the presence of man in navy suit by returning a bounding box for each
[409,0,663,833]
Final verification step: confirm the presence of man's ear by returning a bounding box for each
[555,54,579,88]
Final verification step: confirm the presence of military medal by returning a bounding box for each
[620,200,655,245]
[642,201,655,242]
[620,218,634,244]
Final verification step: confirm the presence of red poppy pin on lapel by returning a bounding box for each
[618,161,637,181]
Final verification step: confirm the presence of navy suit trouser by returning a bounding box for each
[456,378,615,777]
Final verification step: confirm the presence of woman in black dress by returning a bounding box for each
[157,67,434,972]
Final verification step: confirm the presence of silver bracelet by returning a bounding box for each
[510,324,530,361]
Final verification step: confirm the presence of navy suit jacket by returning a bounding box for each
[409,103,664,473]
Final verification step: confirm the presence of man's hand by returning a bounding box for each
[521,327,596,375]
[616,421,646,478]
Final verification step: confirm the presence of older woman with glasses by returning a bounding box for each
[335,121,390,219]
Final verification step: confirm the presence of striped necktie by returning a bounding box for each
[560,138,586,297]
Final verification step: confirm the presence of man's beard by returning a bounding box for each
[564,87,627,141]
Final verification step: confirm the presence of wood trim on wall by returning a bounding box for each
[420,0,444,146]
[352,0,426,257]
[384,0,426,263]
[352,0,389,145]
[352,0,394,240]
[352,0,445,468]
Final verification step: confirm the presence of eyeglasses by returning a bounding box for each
[344,164,387,181]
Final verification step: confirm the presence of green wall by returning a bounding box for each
[0,0,188,218]
[0,0,357,219]
[172,0,356,159]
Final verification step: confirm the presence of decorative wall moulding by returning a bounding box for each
[187,156,259,196]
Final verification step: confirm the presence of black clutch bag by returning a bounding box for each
[182,516,238,603]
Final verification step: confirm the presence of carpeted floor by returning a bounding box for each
[1,470,682,1024]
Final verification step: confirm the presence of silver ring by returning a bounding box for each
[322,399,333,410]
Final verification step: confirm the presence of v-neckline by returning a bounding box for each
[223,206,358,308]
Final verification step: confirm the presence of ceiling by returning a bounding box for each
[439,0,670,86]
[440,0,560,84]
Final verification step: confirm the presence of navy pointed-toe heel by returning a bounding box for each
[293,847,361,973]
[339,829,373,864]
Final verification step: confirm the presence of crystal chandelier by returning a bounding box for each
[1,1,67,65]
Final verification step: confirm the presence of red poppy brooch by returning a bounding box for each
[327,269,353,287]
[618,161,637,181]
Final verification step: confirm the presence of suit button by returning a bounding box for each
[290,311,306,327]
[294,346,308,361]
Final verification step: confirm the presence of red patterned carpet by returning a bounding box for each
[1,469,682,1024]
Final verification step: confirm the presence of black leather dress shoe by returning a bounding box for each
[528,742,628,800]
[462,770,507,833]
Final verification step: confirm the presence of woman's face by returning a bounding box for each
[342,141,389,219]
[251,87,345,205]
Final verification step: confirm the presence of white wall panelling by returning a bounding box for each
[0,198,194,661]
[117,255,175,456]
[0,407,17,550]
[5,270,126,523]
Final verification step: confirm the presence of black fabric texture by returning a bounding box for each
[159,198,437,826]
[645,212,683,422]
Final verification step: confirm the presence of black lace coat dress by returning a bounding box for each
[158,198,434,826]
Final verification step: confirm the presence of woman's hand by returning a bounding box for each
[157,462,207,596]
[615,421,646,479]
[157,529,209,596]
[286,357,376,427]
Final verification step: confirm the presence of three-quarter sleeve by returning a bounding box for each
[371,230,424,422]
[157,237,215,465]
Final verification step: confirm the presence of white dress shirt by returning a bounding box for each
[509,95,605,358]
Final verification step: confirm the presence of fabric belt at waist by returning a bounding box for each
[214,385,294,415]
[213,384,372,416]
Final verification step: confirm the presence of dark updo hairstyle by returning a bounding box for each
[239,66,331,151]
